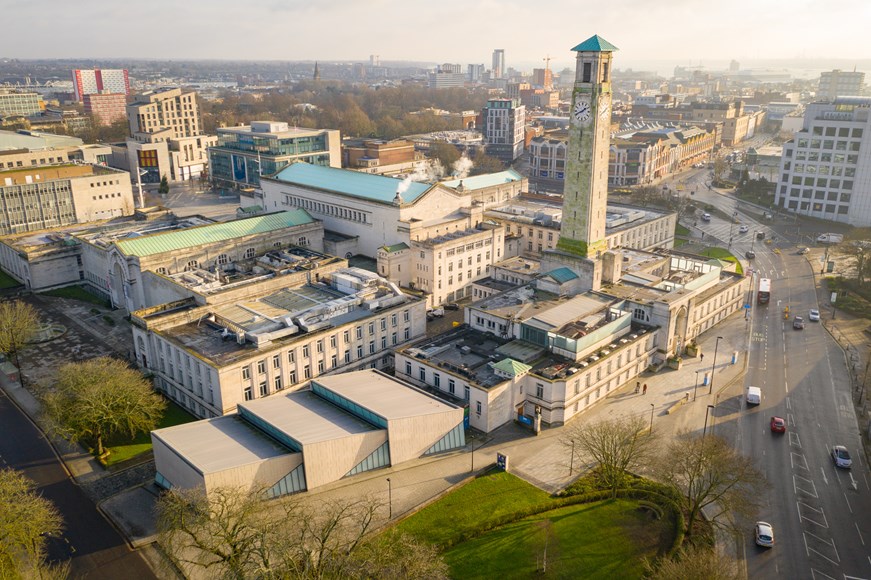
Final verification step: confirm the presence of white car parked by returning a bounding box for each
[808,309,820,322]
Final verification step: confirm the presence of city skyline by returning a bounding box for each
[5,0,871,68]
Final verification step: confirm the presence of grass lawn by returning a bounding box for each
[0,269,21,289]
[442,499,670,580]
[675,223,690,237]
[394,471,551,547]
[674,238,688,248]
[699,247,743,275]
[103,400,197,466]
[40,285,110,307]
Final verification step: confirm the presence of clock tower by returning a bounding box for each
[557,34,617,259]
[542,35,619,291]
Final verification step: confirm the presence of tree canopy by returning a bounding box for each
[0,468,67,579]
[40,357,166,457]
[654,433,766,536]
[561,415,658,497]
[0,300,39,388]
[157,485,447,580]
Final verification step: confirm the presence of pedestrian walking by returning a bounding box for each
[700,353,705,363]
[643,384,648,395]
[635,382,640,394]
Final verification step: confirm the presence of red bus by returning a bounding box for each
[758,278,771,304]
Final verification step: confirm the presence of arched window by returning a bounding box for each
[184,260,199,272]
[215,254,229,266]
[244,248,256,259]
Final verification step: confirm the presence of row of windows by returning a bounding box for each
[3,156,67,168]
[783,200,850,215]
[809,126,863,138]
[783,188,851,202]
[790,138,862,151]
[91,192,125,201]
[284,195,369,224]
[89,179,122,187]
[239,310,413,383]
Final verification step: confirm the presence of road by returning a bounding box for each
[0,389,156,579]
[691,183,871,578]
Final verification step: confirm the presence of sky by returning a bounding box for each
[5,0,871,72]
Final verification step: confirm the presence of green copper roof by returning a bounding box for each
[115,209,315,257]
[492,358,532,377]
[273,162,432,204]
[571,35,619,52]
[441,169,524,190]
[381,242,409,253]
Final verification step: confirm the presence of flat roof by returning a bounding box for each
[272,162,433,204]
[240,391,379,446]
[152,415,290,475]
[402,327,513,389]
[115,209,315,257]
[441,169,524,190]
[524,293,613,332]
[316,370,460,420]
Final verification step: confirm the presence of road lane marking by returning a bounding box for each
[821,467,828,485]
[791,452,809,470]
[787,413,795,426]
[810,570,836,580]
[786,397,792,410]
[797,501,827,526]
[795,477,819,499]
[844,492,854,514]
[803,530,840,564]
[789,431,802,448]
[856,522,865,546]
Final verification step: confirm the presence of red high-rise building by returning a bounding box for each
[72,69,130,101]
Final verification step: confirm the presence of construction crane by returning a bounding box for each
[542,55,553,89]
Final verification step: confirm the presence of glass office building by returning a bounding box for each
[209,122,340,188]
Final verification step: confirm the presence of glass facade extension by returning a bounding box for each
[311,381,388,428]
[266,464,307,498]
[344,441,391,477]
[209,129,333,188]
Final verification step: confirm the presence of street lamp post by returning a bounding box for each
[694,370,701,402]
[703,404,715,437]
[569,440,575,476]
[386,478,393,519]
[649,403,655,434]
[708,336,723,395]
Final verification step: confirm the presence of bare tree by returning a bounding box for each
[0,468,68,579]
[40,357,166,457]
[654,433,766,537]
[712,157,729,185]
[645,544,739,580]
[157,485,446,580]
[0,300,39,389]
[561,415,658,497]
[156,485,275,579]
[341,531,449,580]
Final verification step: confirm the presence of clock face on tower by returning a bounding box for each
[573,99,592,124]
[598,99,611,120]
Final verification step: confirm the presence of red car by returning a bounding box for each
[770,416,786,433]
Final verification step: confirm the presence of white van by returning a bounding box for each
[746,386,761,405]
[702,213,711,222]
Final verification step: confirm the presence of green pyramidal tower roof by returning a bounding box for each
[571,35,619,52]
